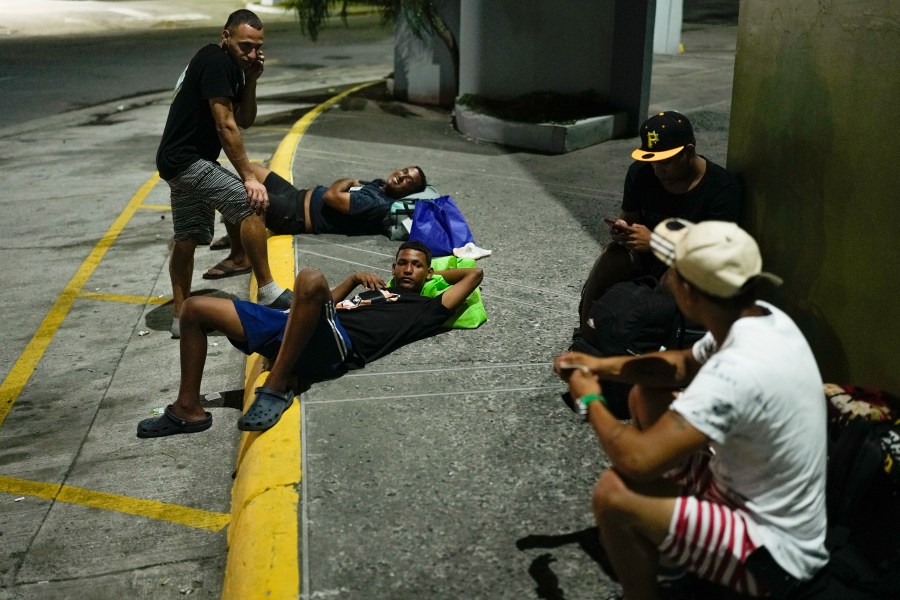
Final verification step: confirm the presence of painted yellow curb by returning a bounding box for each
[222,235,299,600]
[222,82,380,599]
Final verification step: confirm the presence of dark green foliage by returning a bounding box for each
[284,0,440,42]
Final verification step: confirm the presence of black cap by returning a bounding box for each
[631,111,695,161]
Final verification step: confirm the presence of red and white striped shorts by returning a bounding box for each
[658,453,766,597]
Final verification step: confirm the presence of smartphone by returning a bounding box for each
[557,360,590,373]
[603,217,617,227]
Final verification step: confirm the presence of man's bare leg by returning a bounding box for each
[263,269,331,392]
[170,239,198,319]
[215,219,247,269]
[170,296,247,422]
[593,469,678,600]
[238,212,275,288]
[236,269,330,431]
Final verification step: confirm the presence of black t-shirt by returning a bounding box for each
[156,44,244,180]
[621,158,741,227]
[336,287,451,365]
[309,179,392,234]
[621,158,741,276]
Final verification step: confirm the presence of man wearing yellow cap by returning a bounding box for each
[556,220,828,598]
[578,111,741,328]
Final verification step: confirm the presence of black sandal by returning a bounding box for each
[137,405,212,438]
[237,387,294,431]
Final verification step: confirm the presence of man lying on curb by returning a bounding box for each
[555,219,827,599]
[204,163,427,278]
[139,241,483,437]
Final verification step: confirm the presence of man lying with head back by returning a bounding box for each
[140,241,482,437]
[205,163,427,278]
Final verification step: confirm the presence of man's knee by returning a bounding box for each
[293,268,329,299]
[596,243,634,272]
[179,296,207,327]
[592,469,630,520]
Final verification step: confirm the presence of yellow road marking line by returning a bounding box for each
[0,475,229,532]
[78,291,170,305]
[137,204,171,211]
[0,173,161,428]
[268,80,380,182]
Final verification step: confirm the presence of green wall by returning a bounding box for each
[728,0,899,394]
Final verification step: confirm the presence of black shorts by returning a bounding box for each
[263,172,307,235]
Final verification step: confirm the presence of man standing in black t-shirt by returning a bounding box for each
[156,9,290,339]
[578,112,741,327]
[136,241,484,438]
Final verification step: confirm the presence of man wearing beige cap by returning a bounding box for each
[578,111,741,329]
[556,220,828,598]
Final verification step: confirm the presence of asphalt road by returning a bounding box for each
[0,13,393,129]
[0,14,395,597]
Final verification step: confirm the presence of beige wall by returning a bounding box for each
[728,1,899,394]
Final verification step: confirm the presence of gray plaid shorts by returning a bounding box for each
[167,159,255,244]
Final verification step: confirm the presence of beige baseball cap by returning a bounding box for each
[650,218,783,298]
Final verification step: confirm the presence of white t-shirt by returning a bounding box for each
[672,301,828,580]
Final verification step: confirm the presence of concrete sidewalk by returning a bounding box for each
[0,0,738,595]
[265,23,738,600]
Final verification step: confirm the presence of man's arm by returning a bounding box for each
[321,178,362,214]
[433,267,484,311]
[329,272,386,303]
[563,368,707,482]
[233,80,258,129]
[209,97,267,211]
[555,348,701,389]
[233,53,263,128]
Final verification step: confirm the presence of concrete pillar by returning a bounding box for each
[391,0,460,106]
[653,0,682,55]
[457,0,616,99]
[728,0,900,394]
[609,0,655,135]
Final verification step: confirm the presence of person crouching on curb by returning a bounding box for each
[555,219,827,598]
[138,241,483,437]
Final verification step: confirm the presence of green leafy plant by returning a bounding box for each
[284,1,459,87]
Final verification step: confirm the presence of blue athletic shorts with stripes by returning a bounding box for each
[227,300,353,382]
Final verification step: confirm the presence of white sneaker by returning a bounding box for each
[453,242,492,260]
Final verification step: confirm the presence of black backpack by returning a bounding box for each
[571,277,703,418]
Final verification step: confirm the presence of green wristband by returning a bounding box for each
[577,393,606,419]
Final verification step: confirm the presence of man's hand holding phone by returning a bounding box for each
[605,217,631,243]
[248,51,265,80]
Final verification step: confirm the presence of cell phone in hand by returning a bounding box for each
[557,360,590,373]
[603,217,618,227]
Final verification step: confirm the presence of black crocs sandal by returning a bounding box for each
[137,405,212,438]
[237,387,295,431]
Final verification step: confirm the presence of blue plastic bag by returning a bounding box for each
[408,196,475,257]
